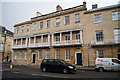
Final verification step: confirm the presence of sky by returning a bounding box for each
[0,0,119,32]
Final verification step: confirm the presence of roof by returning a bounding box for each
[84,4,120,14]
[14,4,86,27]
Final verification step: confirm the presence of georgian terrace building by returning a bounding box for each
[12,2,120,67]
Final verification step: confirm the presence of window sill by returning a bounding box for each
[75,21,80,23]
[65,59,70,61]
[38,59,42,60]
[94,21,102,24]
[112,19,120,21]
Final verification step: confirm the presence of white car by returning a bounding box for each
[95,58,120,72]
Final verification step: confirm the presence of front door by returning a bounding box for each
[32,54,36,63]
[118,54,120,60]
[76,53,82,65]
[118,49,120,60]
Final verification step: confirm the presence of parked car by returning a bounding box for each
[40,59,77,73]
[95,58,120,72]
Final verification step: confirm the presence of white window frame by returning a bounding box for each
[40,22,43,29]
[33,23,37,30]
[24,51,27,60]
[112,11,120,21]
[19,51,22,60]
[55,34,60,41]
[46,50,50,59]
[76,31,80,40]
[46,20,50,28]
[46,36,48,42]
[114,28,120,43]
[0,44,3,50]
[96,50,105,58]
[26,25,29,32]
[55,50,60,59]
[38,50,42,60]
[21,26,24,33]
[75,13,80,23]
[16,27,19,33]
[65,16,70,24]
[56,18,60,26]
[65,50,70,61]
[94,14,102,23]
[14,52,17,60]
[39,36,42,43]
[65,33,70,41]
[95,30,104,42]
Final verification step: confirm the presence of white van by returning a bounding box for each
[95,58,120,72]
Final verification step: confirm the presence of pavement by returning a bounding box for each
[1,62,95,72]
[13,64,95,71]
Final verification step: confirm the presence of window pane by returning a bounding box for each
[46,50,50,59]
[56,34,60,41]
[47,20,50,28]
[56,50,60,59]
[114,28,120,43]
[24,51,27,60]
[112,11,120,21]
[14,52,17,60]
[19,51,22,60]
[65,50,70,61]
[38,50,42,60]
[96,30,103,42]
[65,16,70,24]
[65,33,70,40]
[94,14,102,23]
[40,22,43,29]
[96,50,104,58]
[56,18,60,26]
[26,25,29,32]
[75,13,80,23]
[33,23,37,30]
[76,31,80,40]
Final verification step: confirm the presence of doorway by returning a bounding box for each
[32,51,36,63]
[76,52,82,65]
[118,49,120,60]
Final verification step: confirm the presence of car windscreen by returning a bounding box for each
[112,59,120,64]
[60,60,70,65]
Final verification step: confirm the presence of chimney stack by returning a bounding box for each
[83,1,86,8]
[92,4,98,9]
[36,12,42,17]
[56,5,63,11]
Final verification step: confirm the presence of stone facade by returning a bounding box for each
[12,2,120,67]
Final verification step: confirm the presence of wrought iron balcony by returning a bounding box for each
[52,39,82,47]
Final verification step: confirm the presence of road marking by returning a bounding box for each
[12,72,20,74]
[41,75,65,78]
[41,75,50,77]
[32,74,39,76]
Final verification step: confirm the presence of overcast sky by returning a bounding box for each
[0,0,119,32]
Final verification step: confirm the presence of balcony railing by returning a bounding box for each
[91,39,120,46]
[12,44,27,49]
[52,39,82,46]
[29,42,50,48]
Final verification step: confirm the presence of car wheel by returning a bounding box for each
[42,67,47,72]
[63,69,68,74]
[98,67,104,72]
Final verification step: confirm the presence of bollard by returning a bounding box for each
[9,64,13,69]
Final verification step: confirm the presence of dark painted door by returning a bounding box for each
[33,54,36,63]
[118,54,120,60]
[76,53,82,65]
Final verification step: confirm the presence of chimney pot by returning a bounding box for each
[36,12,42,17]
[83,1,86,8]
[92,4,98,9]
[56,5,63,11]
